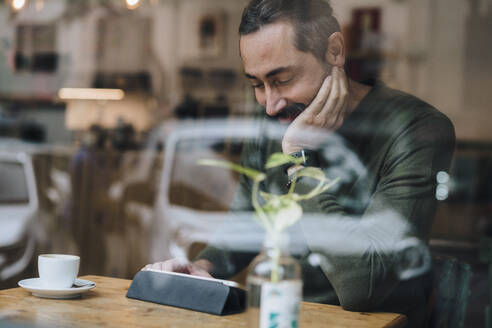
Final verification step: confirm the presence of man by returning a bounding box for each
[145,0,455,326]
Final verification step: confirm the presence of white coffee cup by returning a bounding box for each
[38,254,80,289]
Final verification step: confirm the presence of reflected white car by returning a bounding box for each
[0,151,38,281]
[148,119,313,261]
[147,119,430,283]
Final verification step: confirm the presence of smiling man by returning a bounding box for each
[145,1,455,326]
[239,0,372,156]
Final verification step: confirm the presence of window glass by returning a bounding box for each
[0,162,29,204]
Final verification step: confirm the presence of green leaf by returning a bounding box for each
[294,167,329,182]
[262,197,280,214]
[262,197,303,232]
[197,159,266,182]
[265,152,303,169]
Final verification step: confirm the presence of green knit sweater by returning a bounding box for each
[196,80,455,327]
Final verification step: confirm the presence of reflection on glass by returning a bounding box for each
[437,171,450,184]
[0,162,29,204]
[148,115,450,327]
[11,0,26,11]
[126,0,140,10]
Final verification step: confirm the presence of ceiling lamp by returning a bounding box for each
[58,88,125,101]
[11,0,26,11]
[125,0,140,10]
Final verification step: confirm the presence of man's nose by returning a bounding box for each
[265,88,287,117]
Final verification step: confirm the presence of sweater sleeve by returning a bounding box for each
[293,112,455,311]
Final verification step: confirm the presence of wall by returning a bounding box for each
[332,0,411,91]
[408,0,492,141]
[0,0,249,131]
[462,0,492,140]
[0,0,68,97]
[424,0,468,138]
[156,0,249,114]
[333,0,492,142]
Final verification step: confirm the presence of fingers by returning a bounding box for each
[327,67,342,127]
[141,262,166,272]
[187,264,213,278]
[315,66,348,130]
[141,259,191,273]
[141,258,214,278]
[336,67,349,127]
[312,67,338,127]
[303,75,333,118]
[162,260,177,272]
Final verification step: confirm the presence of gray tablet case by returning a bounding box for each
[126,270,246,315]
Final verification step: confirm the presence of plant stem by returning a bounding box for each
[251,179,273,233]
[288,176,297,195]
[295,178,340,201]
[271,246,280,283]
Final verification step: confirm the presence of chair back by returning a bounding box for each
[428,256,472,328]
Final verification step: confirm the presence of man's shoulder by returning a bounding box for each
[374,81,454,133]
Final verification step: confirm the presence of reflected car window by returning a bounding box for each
[0,162,29,204]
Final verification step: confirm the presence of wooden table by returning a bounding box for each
[0,275,407,328]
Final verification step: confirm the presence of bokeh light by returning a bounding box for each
[126,0,140,10]
[11,0,26,11]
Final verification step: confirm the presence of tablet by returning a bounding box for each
[144,269,244,289]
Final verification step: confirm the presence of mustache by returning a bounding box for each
[269,102,307,120]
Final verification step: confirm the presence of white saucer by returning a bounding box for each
[18,278,96,299]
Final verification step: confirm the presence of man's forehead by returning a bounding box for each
[240,22,301,78]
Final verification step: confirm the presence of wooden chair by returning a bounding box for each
[428,256,472,328]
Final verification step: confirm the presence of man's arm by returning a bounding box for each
[293,112,455,310]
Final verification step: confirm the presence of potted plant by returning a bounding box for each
[199,152,338,328]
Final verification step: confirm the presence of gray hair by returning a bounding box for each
[239,0,341,63]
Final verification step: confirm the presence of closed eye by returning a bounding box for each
[276,78,292,86]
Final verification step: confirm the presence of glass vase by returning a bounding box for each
[246,232,302,328]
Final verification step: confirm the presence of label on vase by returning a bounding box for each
[260,280,302,328]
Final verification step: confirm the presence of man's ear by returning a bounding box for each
[325,32,345,67]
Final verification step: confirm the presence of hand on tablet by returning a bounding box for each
[142,259,213,278]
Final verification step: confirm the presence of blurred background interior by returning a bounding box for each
[0,0,491,327]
